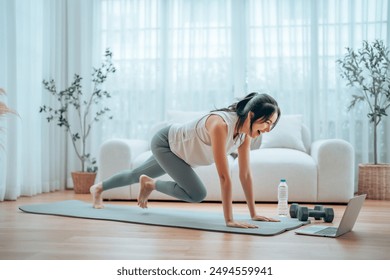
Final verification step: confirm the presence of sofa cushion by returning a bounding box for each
[231,148,317,202]
[260,114,306,152]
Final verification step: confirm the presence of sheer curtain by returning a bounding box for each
[245,0,389,165]
[0,0,54,201]
[0,0,99,201]
[98,0,389,187]
[96,0,234,143]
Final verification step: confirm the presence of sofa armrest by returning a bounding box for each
[98,138,149,181]
[311,139,355,202]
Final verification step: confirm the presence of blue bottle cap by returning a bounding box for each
[280,179,286,182]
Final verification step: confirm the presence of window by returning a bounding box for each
[99,0,388,164]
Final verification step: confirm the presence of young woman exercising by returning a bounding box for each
[90,92,281,229]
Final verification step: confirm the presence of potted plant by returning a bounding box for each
[337,39,390,200]
[40,49,116,193]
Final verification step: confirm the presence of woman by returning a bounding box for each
[90,92,281,228]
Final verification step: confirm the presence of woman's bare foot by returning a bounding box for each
[138,175,156,209]
[90,183,104,209]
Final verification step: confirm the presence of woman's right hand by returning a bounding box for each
[226,220,258,229]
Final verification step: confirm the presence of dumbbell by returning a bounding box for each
[289,203,334,222]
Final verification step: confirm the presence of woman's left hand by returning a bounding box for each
[252,215,280,222]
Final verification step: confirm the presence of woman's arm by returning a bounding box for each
[237,135,257,217]
[206,115,257,228]
[237,135,280,222]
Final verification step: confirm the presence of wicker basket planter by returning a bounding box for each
[71,172,97,194]
[358,164,390,200]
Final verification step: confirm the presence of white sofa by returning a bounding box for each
[98,113,355,203]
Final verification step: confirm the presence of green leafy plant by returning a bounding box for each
[40,49,116,172]
[337,39,390,164]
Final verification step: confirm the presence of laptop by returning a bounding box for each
[295,194,366,238]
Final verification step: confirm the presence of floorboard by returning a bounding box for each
[0,190,389,260]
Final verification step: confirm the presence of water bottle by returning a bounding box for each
[278,179,288,216]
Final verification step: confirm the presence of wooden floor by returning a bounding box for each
[0,190,389,260]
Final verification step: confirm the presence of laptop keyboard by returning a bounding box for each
[315,227,337,235]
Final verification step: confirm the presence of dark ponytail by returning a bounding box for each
[212,92,281,137]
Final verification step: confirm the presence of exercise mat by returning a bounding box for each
[19,200,308,236]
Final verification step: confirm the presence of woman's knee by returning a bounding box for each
[189,188,207,203]
[150,135,161,155]
[150,127,170,154]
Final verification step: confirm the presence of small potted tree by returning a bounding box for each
[40,49,116,193]
[337,39,390,200]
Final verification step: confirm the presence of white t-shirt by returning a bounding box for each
[168,111,245,167]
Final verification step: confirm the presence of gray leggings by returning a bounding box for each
[102,126,207,203]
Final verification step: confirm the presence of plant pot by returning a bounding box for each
[358,164,390,200]
[71,172,97,194]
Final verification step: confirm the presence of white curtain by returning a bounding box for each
[96,0,234,143]
[245,0,389,165]
[0,0,54,200]
[0,0,99,201]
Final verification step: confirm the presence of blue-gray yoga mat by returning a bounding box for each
[19,200,308,236]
